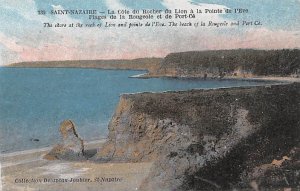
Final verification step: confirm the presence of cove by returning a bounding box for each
[0,67,277,153]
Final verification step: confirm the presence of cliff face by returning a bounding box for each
[152,49,300,78]
[95,83,300,190]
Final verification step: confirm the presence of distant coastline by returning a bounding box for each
[5,58,163,74]
[6,49,300,81]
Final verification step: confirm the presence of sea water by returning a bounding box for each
[0,68,276,153]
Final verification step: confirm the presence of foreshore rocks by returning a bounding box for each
[44,120,85,161]
[94,83,300,190]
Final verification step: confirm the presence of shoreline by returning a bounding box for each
[4,66,300,83]
[1,138,153,191]
[0,139,106,168]
[131,72,300,83]
[0,139,106,157]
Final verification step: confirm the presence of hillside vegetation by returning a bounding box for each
[8,58,162,73]
[154,49,300,77]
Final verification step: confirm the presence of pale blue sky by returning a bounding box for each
[0,0,299,65]
[32,0,300,29]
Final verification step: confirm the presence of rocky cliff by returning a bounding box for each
[150,49,300,78]
[95,83,300,190]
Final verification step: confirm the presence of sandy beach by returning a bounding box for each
[224,76,300,83]
[0,140,153,191]
[135,73,300,83]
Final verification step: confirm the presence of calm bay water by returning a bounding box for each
[0,68,276,153]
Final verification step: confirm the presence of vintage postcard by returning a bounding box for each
[0,0,299,191]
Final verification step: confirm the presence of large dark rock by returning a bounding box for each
[94,83,300,190]
[44,120,85,161]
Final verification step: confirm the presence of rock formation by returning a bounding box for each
[44,120,85,161]
[94,83,300,190]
